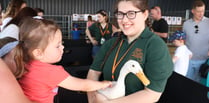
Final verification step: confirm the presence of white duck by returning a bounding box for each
[97,60,150,99]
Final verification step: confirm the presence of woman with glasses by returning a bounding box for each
[87,0,173,103]
[85,9,118,57]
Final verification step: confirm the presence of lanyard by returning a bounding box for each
[99,24,109,36]
[111,39,137,80]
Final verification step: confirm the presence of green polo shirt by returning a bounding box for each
[90,27,173,95]
[88,23,113,45]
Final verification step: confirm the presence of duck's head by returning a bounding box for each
[123,60,142,74]
[124,60,150,86]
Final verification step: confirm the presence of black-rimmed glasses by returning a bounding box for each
[194,25,199,34]
[114,11,142,20]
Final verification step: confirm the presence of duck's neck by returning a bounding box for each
[116,71,129,87]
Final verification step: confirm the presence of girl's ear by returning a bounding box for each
[32,49,43,60]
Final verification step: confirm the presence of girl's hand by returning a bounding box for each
[100,81,112,89]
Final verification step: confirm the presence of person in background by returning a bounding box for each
[86,15,95,28]
[0,37,35,102]
[150,6,168,43]
[169,31,192,76]
[34,8,44,17]
[0,7,37,40]
[1,0,26,31]
[85,15,95,43]
[85,9,118,57]
[0,37,26,78]
[0,10,5,26]
[0,3,2,30]
[15,17,111,103]
[183,0,209,83]
[87,0,173,103]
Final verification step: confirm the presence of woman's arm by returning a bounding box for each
[86,69,102,103]
[95,87,162,103]
[153,32,168,38]
[86,22,89,28]
[85,28,98,45]
[0,59,33,103]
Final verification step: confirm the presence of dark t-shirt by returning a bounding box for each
[88,23,113,45]
[152,18,168,42]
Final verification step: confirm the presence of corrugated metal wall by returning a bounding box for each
[149,0,209,17]
[1,0,209,16]
[1,0,209,37]
[2,0,117,15]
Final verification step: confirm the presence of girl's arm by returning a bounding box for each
[58,72,110,92]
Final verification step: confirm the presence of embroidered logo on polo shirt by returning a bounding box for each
[131,48,143,63]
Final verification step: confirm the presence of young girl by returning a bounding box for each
[169,31,192,76]
[15,17,111,103]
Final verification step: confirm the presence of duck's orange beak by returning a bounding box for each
[136,71,150,86]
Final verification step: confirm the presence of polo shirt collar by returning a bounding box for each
[192,16,206,22]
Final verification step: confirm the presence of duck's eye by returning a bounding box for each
[132,65,135,67]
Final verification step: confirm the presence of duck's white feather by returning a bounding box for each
[97,60,149,99]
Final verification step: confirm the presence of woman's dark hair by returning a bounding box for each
[3,0,26,18]
[0,37,16,48]
[88,15,93,21]
[115,0,148,12]
[96,9,109,22]
[34,8,45,14]
[5,7,37,28]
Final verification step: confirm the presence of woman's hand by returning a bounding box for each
[91,39,98,46]
[94,92,109,103]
